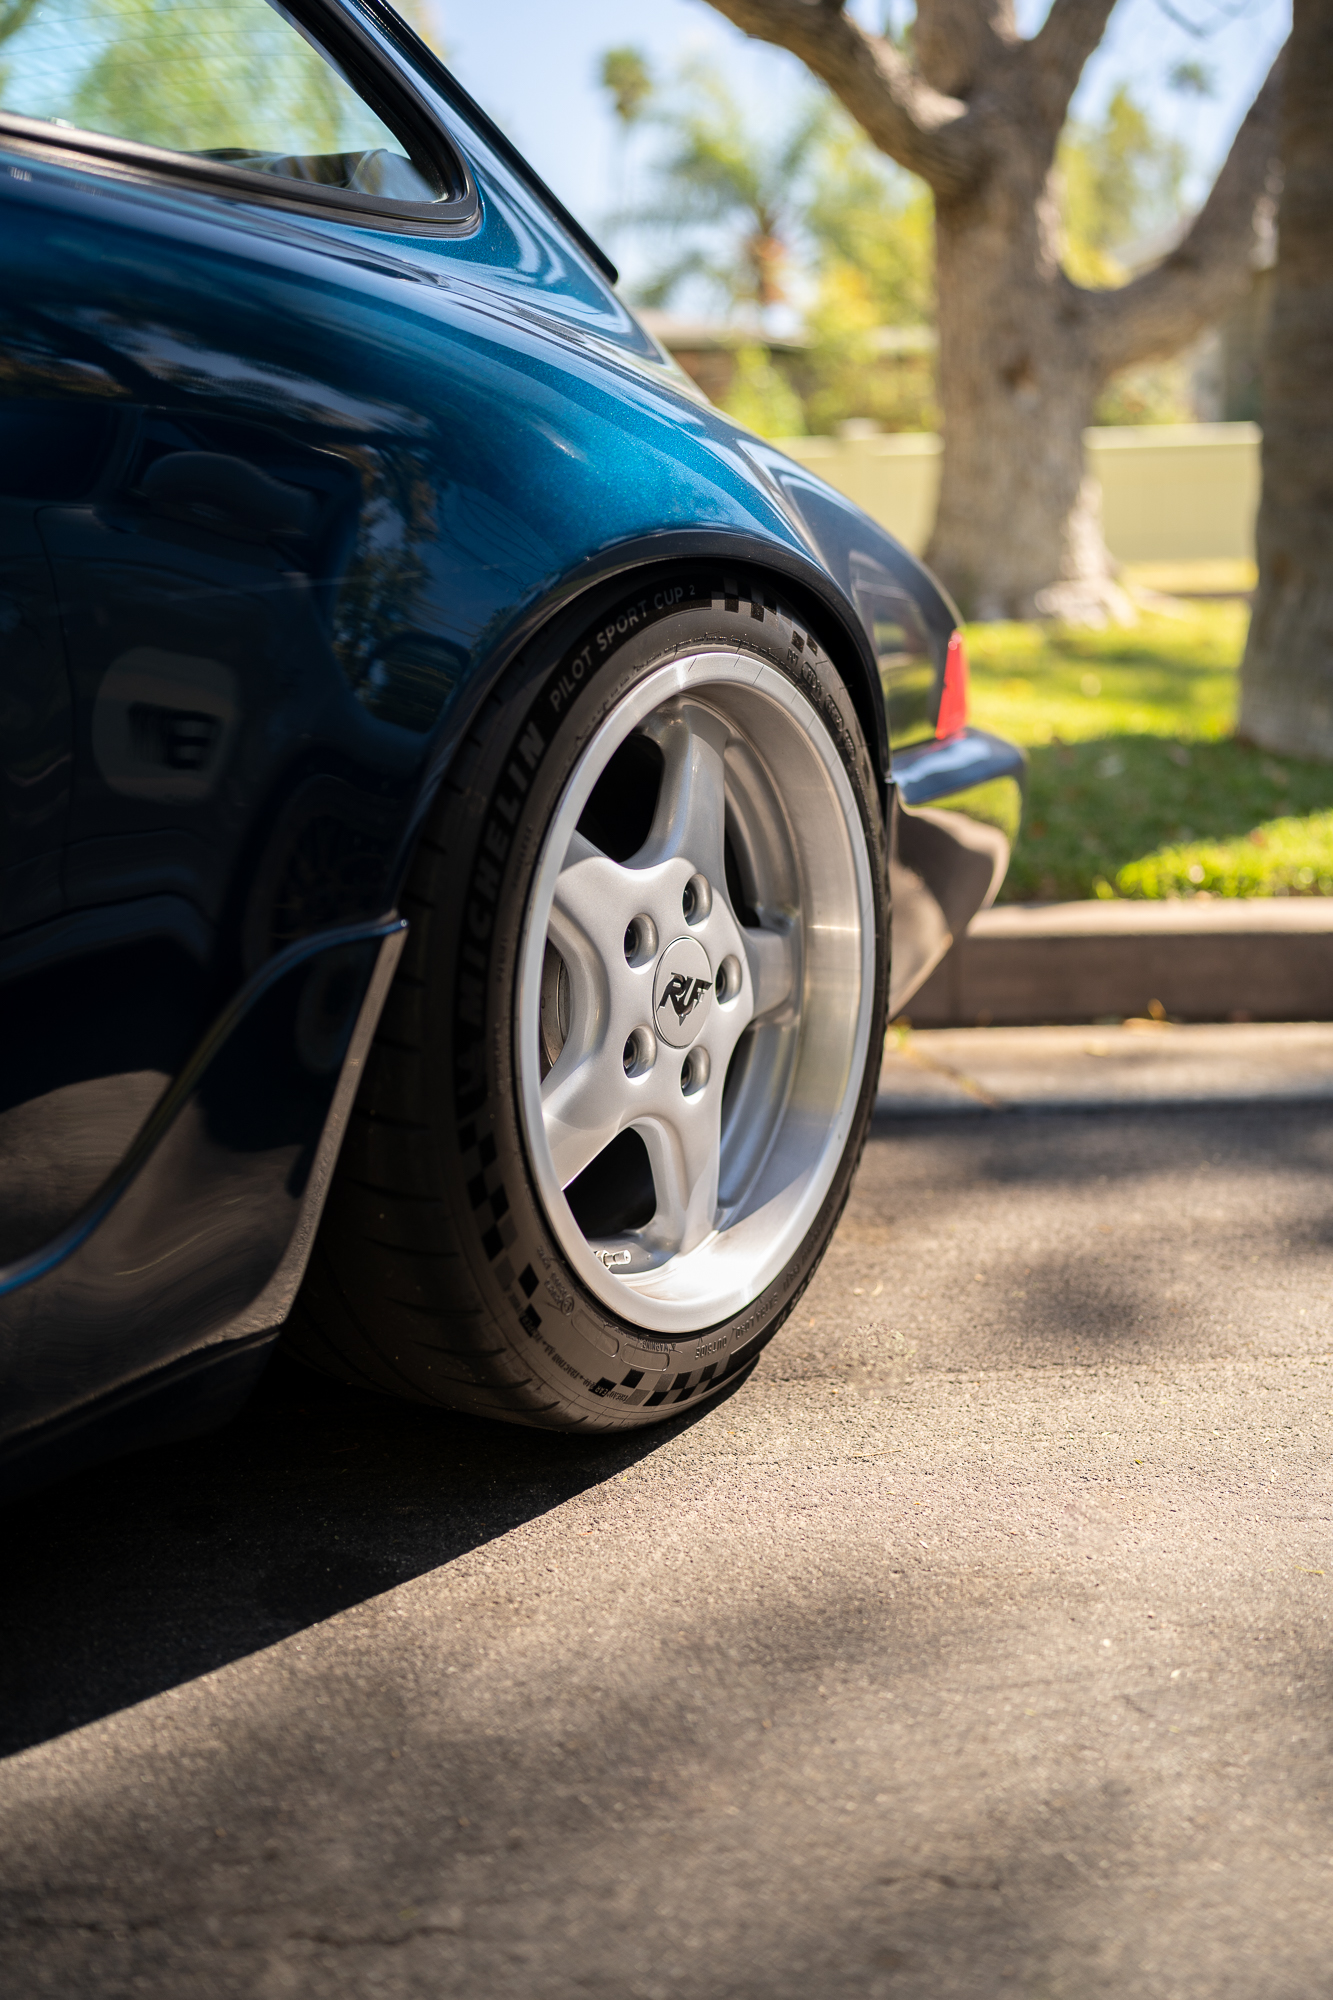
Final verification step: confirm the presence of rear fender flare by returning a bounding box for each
[401,527,890,902]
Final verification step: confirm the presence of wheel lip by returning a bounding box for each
[514,648,877,1336]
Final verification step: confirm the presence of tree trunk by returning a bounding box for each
[927,150,1122,621]
[701,0,1283,621]
[1239,0,1333,758]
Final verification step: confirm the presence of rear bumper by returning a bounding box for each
[887,728,1026,1017]
[893,726,1027,816]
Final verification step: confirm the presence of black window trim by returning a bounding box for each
[360,0,620,287]
[0,0,481,236]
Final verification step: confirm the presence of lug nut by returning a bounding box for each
[623,1026,657,1078]
[624,914,657,966]
[682,873,712,923]
[680,1046,711,1095]
[716,954,741,1003]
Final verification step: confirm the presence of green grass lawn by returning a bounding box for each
[964,602,1333,902]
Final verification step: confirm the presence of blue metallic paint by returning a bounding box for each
[0,0,1013,1487]
[894,728,1027,811]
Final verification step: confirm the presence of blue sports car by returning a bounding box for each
[0,0,1023,1494]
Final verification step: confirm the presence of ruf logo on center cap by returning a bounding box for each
[652,935,715,1048]
[659,972,712,1024]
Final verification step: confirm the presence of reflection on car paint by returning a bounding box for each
[0,505,70,935]
[0,920,401,1473]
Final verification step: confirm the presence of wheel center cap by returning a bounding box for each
[652,936,714,1048]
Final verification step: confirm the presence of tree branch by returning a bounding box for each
[1022,0,1120,134]
[913,0,1018,99]
[698,0,981,195]
[1087,44,1286,379]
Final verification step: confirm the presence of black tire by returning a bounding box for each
[285,572,889,1429]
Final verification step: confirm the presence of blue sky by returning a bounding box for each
[433,0,1288,289]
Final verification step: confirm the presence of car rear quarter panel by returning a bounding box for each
[0,117,918,1461]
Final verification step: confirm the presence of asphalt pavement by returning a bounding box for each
[3,1025,1332,2000]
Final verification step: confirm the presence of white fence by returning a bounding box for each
[776,422,1261,565]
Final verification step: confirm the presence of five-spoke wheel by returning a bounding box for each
[518,649,876,1335]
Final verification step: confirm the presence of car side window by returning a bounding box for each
[0,0,445,203]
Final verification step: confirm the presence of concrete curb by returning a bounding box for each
[906,898,1333,1027]
[877,1021,1333,1115]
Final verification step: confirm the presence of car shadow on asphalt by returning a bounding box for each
[8,1099,1333,1766]
[805,1097,1333,1405]
[0,1352,749,1760]
[866,1096,1333,1216]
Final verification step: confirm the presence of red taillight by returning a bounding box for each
[936,629,969,739]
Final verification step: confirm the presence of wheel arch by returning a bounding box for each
[390,529,889,916]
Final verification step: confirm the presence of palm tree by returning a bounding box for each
[619,61,831,324]
[598,45,653,226]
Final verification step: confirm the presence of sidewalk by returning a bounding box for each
[906,897,1333,1027]
[877,1020,1333,1116]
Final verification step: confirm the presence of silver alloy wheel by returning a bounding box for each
[516,649,876,1336]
